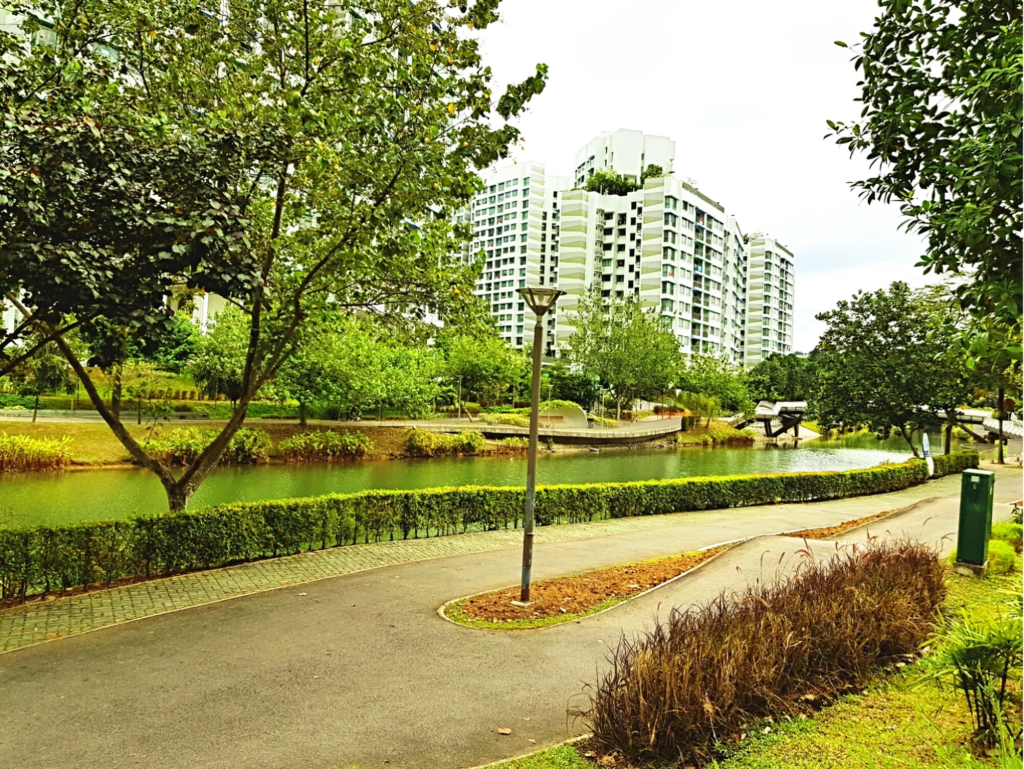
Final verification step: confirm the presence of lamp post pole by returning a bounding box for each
[515,286,565,604]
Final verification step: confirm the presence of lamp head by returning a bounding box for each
[517,286,566,318]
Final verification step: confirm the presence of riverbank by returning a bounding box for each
[0,419,759,472]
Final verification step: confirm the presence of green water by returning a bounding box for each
[0,431,964,529]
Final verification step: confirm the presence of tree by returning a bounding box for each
[584,169,640,196]
[9,336,74,422]
[677,354,753,415]
[151,314,201,375]
[829,1,1022,345]
[5,0,547,510]
[812,282,974,456]
[564,286,681,419]
[744,354,815,403]
[188,308,249,406]
[549,360,599,410]
[675,391,720,429]
[640,164,664,182]
[440,333,525,414]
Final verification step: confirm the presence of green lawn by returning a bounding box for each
[490,561,1023,769]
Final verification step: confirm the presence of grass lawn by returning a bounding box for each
[488,560,1023,769]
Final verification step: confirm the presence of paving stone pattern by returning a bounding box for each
[0,475,961,655]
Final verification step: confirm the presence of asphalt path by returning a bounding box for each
[0,466,1018,769]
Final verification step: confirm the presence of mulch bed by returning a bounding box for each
[453,546,730,623]
[787,511,892,540]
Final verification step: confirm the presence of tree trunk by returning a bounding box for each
[997,386,1005,464]
[944,423,952,455]
[898,425,920,457]
[32,393,38,423]
[165,484,192,513]
[110,365,122,421]
[299,402,307,427]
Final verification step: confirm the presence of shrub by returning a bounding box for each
[279,431,372,462]
[480,413,530,428]
[923,603,1023,745]
[579,541,945,766]
[991,522,1023,554]
[497,437,529,452]
[947,539,1016,575]
[0,433,72,472]
[403,429,485,457]
[590,416,618,427]
[931,449,980,477]
[147,428,271,466]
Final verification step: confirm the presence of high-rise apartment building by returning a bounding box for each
[458,162,570,354]
[742,235,795,366]
[461,130,794,367]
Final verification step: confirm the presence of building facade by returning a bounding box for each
[742,235,796,366]
[460,130,794,367]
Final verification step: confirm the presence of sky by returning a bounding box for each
[475,0,934,353]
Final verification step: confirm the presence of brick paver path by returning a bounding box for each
[0,473,964,654]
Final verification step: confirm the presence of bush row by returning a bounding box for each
[403,429,486,457]
[931,450,979,477]
[146,427,272,466]
[0,456,961,601]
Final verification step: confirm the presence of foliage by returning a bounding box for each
[931,451,980,478]
[0,456,971,599]
[147,428,271,466]
[677,353,753,415]
[991,522,1022,554]
[813,282,975,455]
[579,541,946,766]
[640,163,664,182]
[564,285,681,416]
[403,429,486,457]
[947,540,1015,577]
[278,431,372,462]
[923,601,1023,745]
[480,413,530,428]
[548,362,600,410]
[745,353,816,403]
[440,332,529,409]
[496,437,529,451]
[187,307,249,405]
[2,0,547,511]
[0,433,71,472]
[675,391,721,427]
[830,0,1022,340]
[151,314,201,375]
[584,169,639,196]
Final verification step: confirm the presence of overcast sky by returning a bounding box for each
[476,0,933,352]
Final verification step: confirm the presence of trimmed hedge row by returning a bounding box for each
[931,449,979,477]
[0,454,975,600]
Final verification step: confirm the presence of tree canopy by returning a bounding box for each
[2,0,547,510]
[563,286,680,417]
[830,0,1022,343]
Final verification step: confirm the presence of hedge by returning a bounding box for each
[0,453,976,601]
[931,449,979,477]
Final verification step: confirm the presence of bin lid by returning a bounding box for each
[963,468,995,477]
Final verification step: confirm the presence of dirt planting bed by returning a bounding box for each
[449,546,730,625]
[786,511,891,541]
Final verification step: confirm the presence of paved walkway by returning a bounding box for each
[0,467,1018,769]
[0,470,974,654]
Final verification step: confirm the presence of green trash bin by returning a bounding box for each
[955,468,995,576]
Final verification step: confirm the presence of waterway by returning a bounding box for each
[0,431,966,528]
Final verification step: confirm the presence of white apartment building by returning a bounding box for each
[458,162,570,354]
[461,130,794,368]
[743,235,795,366]
[574,129,676,187]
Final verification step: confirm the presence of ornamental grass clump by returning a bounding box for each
[0,433,72,472]
[279,430,372,462]
[147,428,271,466]
[580,540,945,767]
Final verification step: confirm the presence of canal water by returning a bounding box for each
[0,432,965,528]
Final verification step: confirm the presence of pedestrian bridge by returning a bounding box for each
[753,401,807,438]
[931,408,1024,442]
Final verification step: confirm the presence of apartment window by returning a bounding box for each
[603,243,612,251]
[617,244,625,252]
[603,228,613,236]
[616,259,625,267]
[631,201,637,210]
[602,258,612,267]
[616,275,625,283]
[601,274,611,282]
[604,212,614,221]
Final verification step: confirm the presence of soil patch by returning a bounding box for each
[787,511,892,541]
[449,546,730,625]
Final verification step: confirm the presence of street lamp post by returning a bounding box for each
[515,286,565,604]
